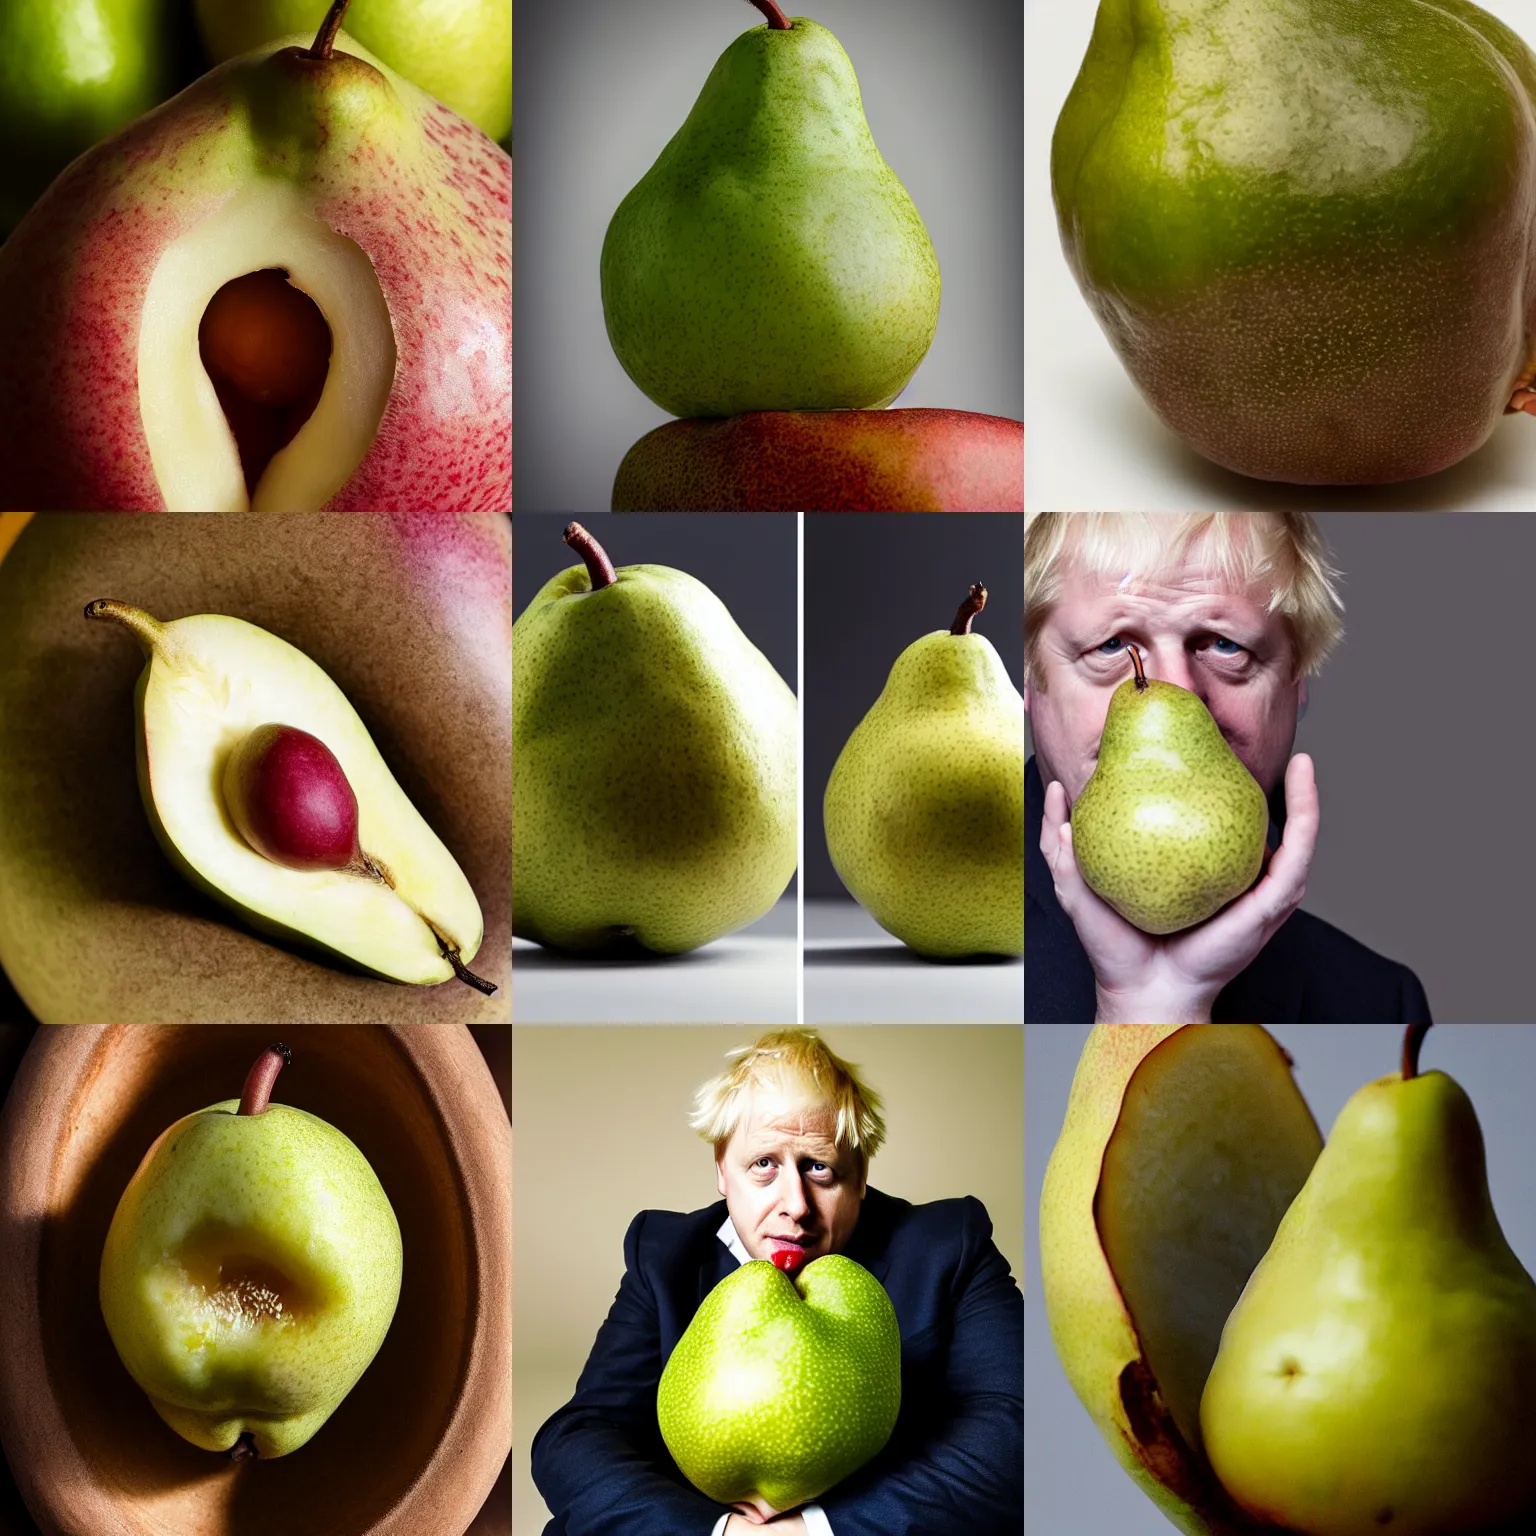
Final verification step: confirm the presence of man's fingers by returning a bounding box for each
[1040,779,1069,865]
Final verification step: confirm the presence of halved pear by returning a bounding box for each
[1038,1025,1322,1536]
[86,600,486,987]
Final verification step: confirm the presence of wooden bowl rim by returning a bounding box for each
[0,1025,510,1536]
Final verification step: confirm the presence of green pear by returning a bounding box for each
[823,584,1023,959]
[100,1044,402,1459]
[84,598,493,993]
[0,0,511,512]
[1053,0,1536,484]
[513,522,797,954]
[0,0,174,234]
[194,0,512,142]
[658,1255,901,1511]
[1071,645,1269,935]
[1039,1024,1321,1536]
[1201,1025,1536,1536]
[600,2,940,419]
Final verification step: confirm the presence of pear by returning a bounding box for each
[823,584,1023,959]
[0,0,173,234]
[1071,645,1269,936]
[601,1,940,419]
[1039,1024,1322,1536]
[194,0,512,142]
[0,511,510,1024]
[657,1255,901,1512]
[0,0,511,512]
[611,410,1025,512]
[100,1043,402,1459]
[513,522,798,954]
[1053,0,1536,484]
[84,599,493,994]
[1201,1025,1536,1536]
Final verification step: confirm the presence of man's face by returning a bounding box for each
[715,1087,866,1265]
[1026,539,1305,803]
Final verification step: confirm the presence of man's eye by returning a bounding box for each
[755,1158,774,1169]
[1209,637,1244,656]
[1096,637,1125,654]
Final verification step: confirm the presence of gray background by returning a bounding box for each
[806,512,1023,899]
[1025,1023,1536,1534]
[513,0,1024,512]
[1024,512,1536,1022]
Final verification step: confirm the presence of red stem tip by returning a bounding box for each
[239,1043,291,1116]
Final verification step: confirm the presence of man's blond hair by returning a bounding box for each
[690,1030,886,1164]
[1024,513,1344,688]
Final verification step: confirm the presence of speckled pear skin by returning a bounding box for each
[1072,674,1269,935]
[823,629,1024,959]
[99,1100,402,1459]
[657,1256,901,1510]
[1052,0,1536,485]
[600,17,941,419]
[512,562,797,953]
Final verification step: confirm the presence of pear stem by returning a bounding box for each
[84,599,168,656]
[746,0,793,28]
[1125,643,1149,692]
[239,1043,291,1116]
[564,523,617,591]
[306,0,351,59]
[1402,1022,1432,1081]
[950,584,987,635]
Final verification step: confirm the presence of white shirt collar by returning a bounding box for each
[716,1214,752,1267]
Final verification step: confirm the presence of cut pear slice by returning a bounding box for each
[1040,1024,1322,1536]
[87,600,484,986]
[138,182,396,511]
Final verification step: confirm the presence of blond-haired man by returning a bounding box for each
[532,1031,1023,1536]
[1026,512,1429,1024]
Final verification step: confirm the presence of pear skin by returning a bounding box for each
[1201,1027,1536,1536]
[1071,645,1269,935]
[1053,0,1536,484]
[1039,1024,1321,1536]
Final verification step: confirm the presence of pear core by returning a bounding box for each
[176,1228,312,1328]
[139,181,396,511]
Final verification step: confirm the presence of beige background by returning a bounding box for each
[512,1025,1024,1532]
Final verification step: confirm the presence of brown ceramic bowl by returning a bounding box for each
[0,1026,511,1536]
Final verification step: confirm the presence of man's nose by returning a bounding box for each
[777,1168,809,1220]
[1142,645,1198,696]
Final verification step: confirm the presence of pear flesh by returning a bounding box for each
[1039,1023,1321,1536]
[823,589,1024,959]
[601,16,941,419]
[1053,0,1536,484]
[86,599,485,987]
[1201,1062,1536,1536]
[1071,657,1269,935]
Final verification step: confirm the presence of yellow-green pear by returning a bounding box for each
[823,584,1023,959]
[513,522,797,954]
[100,1044,402,1458]
[1072,644,1269,935]
[84,598,492,993]
[1201,1025,1536,1536]
[1039,1024,1321,1536]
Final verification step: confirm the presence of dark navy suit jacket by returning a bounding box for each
[531,1187,1023,1536]
[1026,758,1432,1023]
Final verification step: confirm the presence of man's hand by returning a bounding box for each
[725,1514,807,1533]
[1041,753,1319,1023]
